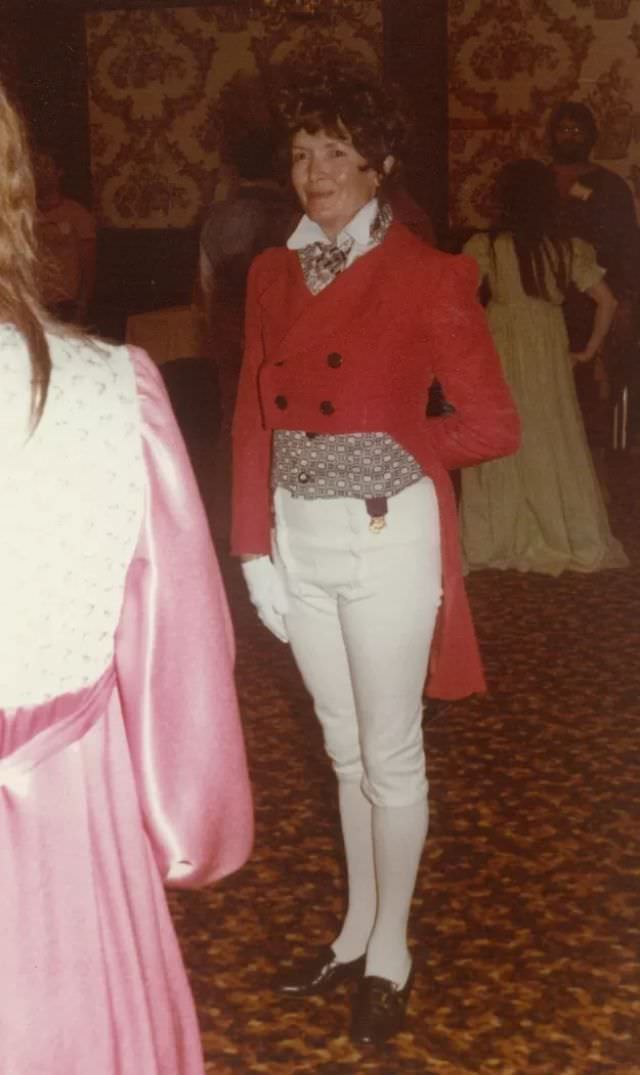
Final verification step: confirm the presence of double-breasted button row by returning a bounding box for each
[273,395,335,416]
[274,352,342,371]
[273,354,342,409]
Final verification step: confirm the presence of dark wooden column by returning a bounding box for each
[383,0,448,242]
[2,2,92,205]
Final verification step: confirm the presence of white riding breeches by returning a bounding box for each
[272,478,442,807]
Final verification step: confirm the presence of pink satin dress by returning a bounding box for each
[0,341,253,1074]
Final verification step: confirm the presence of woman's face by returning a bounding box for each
[291,127,379,240]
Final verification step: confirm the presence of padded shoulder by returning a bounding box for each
[386,222,480,296]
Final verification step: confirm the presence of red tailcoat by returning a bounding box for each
[231,223,520,699]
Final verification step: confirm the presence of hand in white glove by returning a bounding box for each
[241,556,289,643]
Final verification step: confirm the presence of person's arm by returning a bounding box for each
[418,253,520,472]
[570,279,618,365]
[198,207,225,328]
[115,346,253,888]
[198,247,214,305]
[230,254,290,640]
[199,202,256,310]
[230,255,274,555]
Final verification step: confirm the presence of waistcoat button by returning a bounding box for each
[327,352,343,368]
[275,395,288,410]
[298,471,310,484]
[320,400,335,416]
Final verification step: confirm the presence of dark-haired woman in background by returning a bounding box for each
[232,68,519,1045]
[460,159,627,575]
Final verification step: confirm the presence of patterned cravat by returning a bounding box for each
[297,202,393,296]
[298,237,355,295]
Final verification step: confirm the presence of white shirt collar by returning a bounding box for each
[287,198,380,250]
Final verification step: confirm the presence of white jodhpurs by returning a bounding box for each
[272,478,442,807]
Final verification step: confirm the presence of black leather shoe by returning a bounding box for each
[350,968,415,1045]
[275,946,365,997]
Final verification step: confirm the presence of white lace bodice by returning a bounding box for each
[0,326,145,707]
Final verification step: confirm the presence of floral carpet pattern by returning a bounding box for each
[171,433,639,1075]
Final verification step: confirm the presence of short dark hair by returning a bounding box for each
[548,101,598,152]
[278,66,410,195]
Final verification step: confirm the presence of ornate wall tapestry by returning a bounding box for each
[85,3,382,229]
[449,0,640,228]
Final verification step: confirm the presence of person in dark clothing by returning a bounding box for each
[548,101,640,448]
[199,127,293,428]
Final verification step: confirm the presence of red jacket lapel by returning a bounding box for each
[257,225,417,363]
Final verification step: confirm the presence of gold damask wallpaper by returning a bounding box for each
[449,0,640,228]
[86,3,382,229]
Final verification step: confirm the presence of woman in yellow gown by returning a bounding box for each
[460,159,628,575]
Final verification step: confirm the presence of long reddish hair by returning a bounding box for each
[0,80,51,427]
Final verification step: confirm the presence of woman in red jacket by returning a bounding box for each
[232,68,520,1046]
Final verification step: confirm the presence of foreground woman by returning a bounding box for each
[232,68,520,1046]
[0,82,253,1073]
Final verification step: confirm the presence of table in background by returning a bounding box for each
[125,305,207,366]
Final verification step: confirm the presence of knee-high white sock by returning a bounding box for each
[331,781,377,962]
[365,798,428,986]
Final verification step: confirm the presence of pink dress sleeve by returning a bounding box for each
[115,346,253,888]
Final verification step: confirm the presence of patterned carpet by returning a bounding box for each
[170,427,640,1075]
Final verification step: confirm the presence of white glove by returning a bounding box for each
[241,556,289,643]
